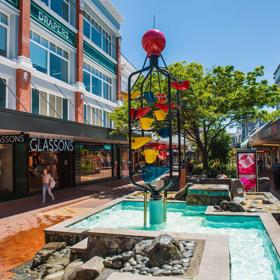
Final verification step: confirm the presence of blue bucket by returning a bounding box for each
[158,127,170,138]
[142,166,169,183]
[144,91,156,104]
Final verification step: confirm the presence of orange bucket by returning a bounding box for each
[154,110,167,121]
[140,117,154,130]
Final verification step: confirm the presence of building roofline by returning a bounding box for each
[273,64,280,77]
[121,53,137,71]
[99,0,124,23]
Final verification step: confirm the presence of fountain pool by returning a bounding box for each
[69,201,280,280]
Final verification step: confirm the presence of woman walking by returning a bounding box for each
[42,168,55,204]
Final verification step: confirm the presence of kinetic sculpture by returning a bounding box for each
[127,29,189,226]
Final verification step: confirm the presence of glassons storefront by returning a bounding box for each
[28,138,75,193]
[78,143,114,182]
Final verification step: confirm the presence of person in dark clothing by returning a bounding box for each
[257,158,263,174]
[272,158,280,190]
[186,158,193,176]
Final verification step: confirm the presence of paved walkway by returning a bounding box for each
[0,178,135,279]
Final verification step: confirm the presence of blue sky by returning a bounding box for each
[112,0,280,83]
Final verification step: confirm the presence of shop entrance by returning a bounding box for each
[28,138,75,193]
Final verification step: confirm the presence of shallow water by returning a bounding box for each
[70,201,280,280]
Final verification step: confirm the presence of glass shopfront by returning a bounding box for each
[0,144,13,193]
[79,143,113,182]
[28,138,74,193]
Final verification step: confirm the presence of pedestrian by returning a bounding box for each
[217,170,228,179]
[257,158,263,174]
[42,168,55,204]
[272,158,280,190]
[186,158,193,176]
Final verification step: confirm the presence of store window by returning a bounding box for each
[0,78,6,108]
[0,144,13,193]
[32,89,68,120]
[84,105,105,127]
[30,31,69,83]
[83,62,115,101]
[40,0,76,27]
[0,12,8,57]
[79,144,112,182]
[83,12,115,59]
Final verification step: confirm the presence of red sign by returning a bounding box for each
[237,151,257,191]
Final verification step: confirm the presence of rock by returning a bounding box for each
[62,260,83,280]
[122,251,134,261]
[172,268,184,275]
[47,265,65,275]
[139,270,148,275]
[153,269,165,276]
[162,264,172,270]
[122,266,134,273]
[231,179,245,198]
[42,242,67,251]
[135,254,144,263]
[139,267,150,274]
[173,264,182,270]
[45,270,64,280]
[150,267,160,273]
[128,258,137,266]
[220,200,245,212]
[75,256,104,280]
[183,251,193,258]
[170,260,181,265]
[112,255,123,262]
[47,256,70,267]
[103,258,113,268]
[135,240,152,256]
[112,261,122,269]
[148,234,183,267]
[162,270,171,276]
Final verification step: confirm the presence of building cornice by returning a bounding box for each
[99,0,124,23]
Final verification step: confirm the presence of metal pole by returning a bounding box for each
[144,191,148,227]
[164,191,167,222]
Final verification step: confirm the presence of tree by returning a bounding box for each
[111,61,280,171]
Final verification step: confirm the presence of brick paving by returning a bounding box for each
[0,178,135,279]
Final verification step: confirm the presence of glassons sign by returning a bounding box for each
[29,138,74,152]
[31,1,76,46]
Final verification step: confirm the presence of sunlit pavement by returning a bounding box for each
[0,179,134,279]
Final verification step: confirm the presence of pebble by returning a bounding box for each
[122,266,134,272]
[171,260,181,265]
[112,261,122,269]
[122,251,134,261]
[129,258,137,266]
[183,251,193,258]
[172,268,185,275]
[153,269,165,276]
[162,264,172,270]
[139,270,148,275]
[173,264,182,270]
[162,270,171,276]
[150,267,160,273]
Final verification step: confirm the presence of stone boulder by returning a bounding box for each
[45,270,64,280]
[42,242,67,251]
[230,179,244,198]
[76,256,104,280]
[62,260,83,280]
[147,235,183,267]
[219,200,245,212]
[135,240,152,256]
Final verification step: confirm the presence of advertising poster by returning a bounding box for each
[237,150,257,191]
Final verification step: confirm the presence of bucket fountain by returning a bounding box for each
[127,29,190,227]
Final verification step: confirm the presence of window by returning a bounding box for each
[0,78,6,108]
[30,31,69,83]
[83,12,115,58]
[32,89,68,120]
[83,63,115,101]
[41,0,75,26]
[0,12,8,57]
[103,111,112,128]
[83,105,105,127]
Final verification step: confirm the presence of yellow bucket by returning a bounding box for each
[131,137,152,150]
[122,91,141,101]
[154,110,167,121]
[143,149,159,164]
[140,118,154,130]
